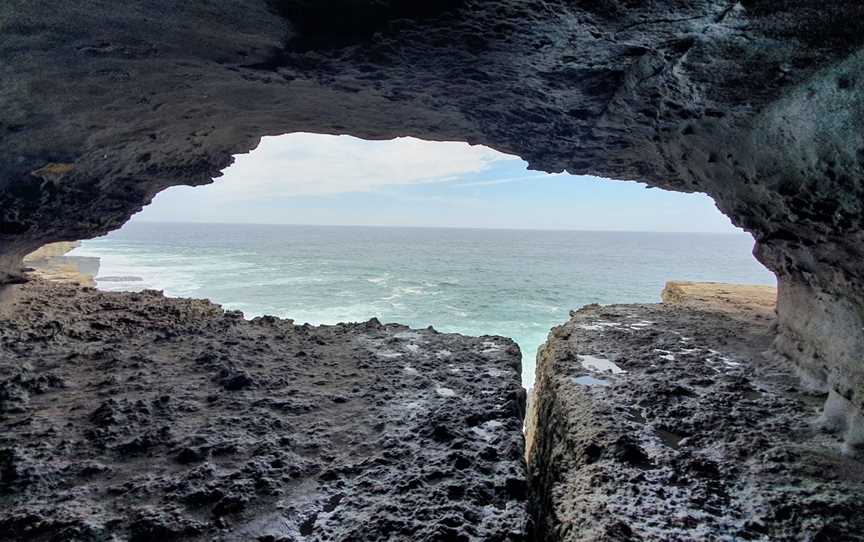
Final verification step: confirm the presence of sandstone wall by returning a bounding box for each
[22,241,81,262]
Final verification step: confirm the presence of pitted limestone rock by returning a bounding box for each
[1,1,863,451]
[0,280,529,541]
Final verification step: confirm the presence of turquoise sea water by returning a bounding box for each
[73,222,776,387]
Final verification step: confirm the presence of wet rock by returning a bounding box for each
[217,368,256,391]
[89,399,127,427]
[0,380,28,415]
[0,279,529,540]
[129,505,206,542]
[0,369,66,415]
[526,286,864,541]
[1,3,864,437]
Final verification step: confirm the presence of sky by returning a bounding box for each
[133,133,740,233]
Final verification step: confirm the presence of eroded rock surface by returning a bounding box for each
[2,2,863,257]
[0,280,529,541]
[1,1,863,438]
[526,286,864,541]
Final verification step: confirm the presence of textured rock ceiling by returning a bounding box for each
[1,1,863,446]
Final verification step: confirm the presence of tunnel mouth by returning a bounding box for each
[55,132,774,392]
[3,0,864,537]
[12,131,793,539]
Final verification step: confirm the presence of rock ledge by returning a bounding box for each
[0,280,529,541]
[527,284,863,541]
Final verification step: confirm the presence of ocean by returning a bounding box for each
[71,222,776,388]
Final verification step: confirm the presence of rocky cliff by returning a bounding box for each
[3,271,861,539]
[0,280,529,540]
[526,284,864,540]
[1,1,863,444]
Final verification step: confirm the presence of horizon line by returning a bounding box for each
[127,219,749,236]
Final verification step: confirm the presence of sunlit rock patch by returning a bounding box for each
[526,288,864,541]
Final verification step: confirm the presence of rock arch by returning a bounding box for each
[2,1,863,446]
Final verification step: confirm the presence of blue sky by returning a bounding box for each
[134,133,740,233]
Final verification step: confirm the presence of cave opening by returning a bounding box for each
[60,132,775,389]
[3,1,864,537]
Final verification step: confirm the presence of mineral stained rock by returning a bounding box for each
[1,0,863,442]
[526,285,864,541]
[0,280,529,541]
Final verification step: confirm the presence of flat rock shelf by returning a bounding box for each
[526,285,864,541]
[0,280,529,541]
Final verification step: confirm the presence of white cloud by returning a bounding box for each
[209,133,520,198]
[453,173,563,187]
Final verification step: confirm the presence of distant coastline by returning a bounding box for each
[125,219,755,236]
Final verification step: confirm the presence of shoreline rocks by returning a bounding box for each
[23,242,82,263]
[1,2,864,453]
[0,280,529,541]
[21,242,99,288]
[526,285,864,541]
[3,277,862,540]
[22,255,100,287]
